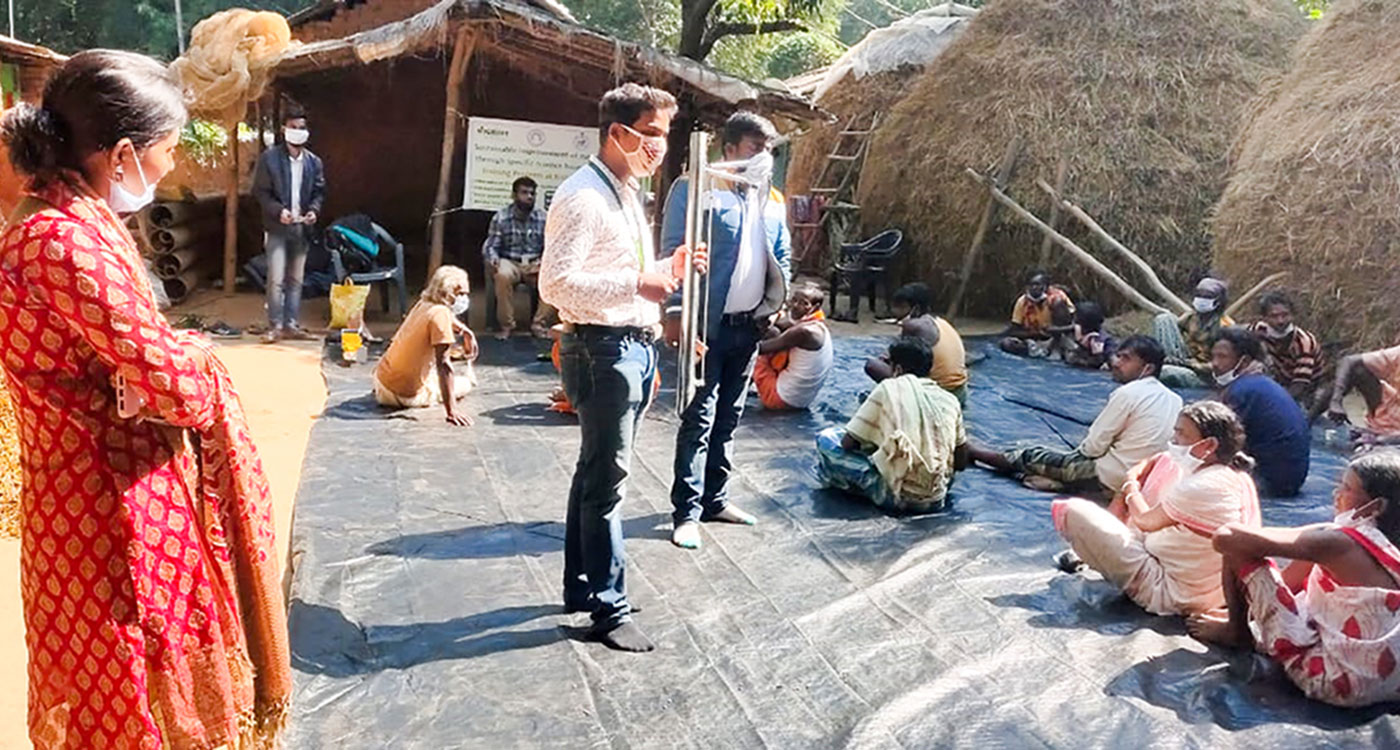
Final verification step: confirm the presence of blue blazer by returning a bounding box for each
[660,177,791,340]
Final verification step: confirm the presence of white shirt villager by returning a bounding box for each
[540,156,659,328]
[1078,375,1184,490]
[289,150,305,219]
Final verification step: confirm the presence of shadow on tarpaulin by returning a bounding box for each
[283,333,1398,749]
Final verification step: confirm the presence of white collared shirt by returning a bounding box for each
[539,156,659,328]
[724,186,769,313]
[289,150,305,218]
[1080,376,1184,490]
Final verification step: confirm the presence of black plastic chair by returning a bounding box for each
[329,222,409,318]
[828,229,903,323]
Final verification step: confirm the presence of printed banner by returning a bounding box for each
[462,116,598,211]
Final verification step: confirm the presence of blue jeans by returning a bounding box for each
[670,319,761,525]
[265,227,309,330]
[560,329,658,628]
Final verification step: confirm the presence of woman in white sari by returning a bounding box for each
[1051,401,1262,615]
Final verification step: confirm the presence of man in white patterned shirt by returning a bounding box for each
[540,83,704,652]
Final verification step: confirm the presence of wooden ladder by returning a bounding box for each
[791,111,881,267]
[809,110,880,205]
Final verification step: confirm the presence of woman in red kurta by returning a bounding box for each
[0,50,288,749]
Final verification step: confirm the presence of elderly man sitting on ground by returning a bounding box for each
[373,265,477,426]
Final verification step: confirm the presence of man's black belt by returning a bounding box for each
[719,310,756,327]
[567,323,656,343]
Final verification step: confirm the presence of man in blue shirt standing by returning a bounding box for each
[1210,326,1310,497]
[661,112,791,550]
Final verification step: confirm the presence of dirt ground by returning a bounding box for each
[0,292,327,749]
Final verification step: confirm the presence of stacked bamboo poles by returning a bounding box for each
[145,198,222,304]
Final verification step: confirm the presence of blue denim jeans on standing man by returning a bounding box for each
[559,328,658,628]
[265,226,309,331]
[670,317,762,525]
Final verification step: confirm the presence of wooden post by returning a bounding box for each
[964,168,1168,315]
[947,135,1022,318]
[1036,158,1068,268]
[1036,178,1191,315]
[1222,271,1289,322]
[223,121,239,297]
[428,28,476,279]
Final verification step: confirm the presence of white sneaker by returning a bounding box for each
[671,521,702,550]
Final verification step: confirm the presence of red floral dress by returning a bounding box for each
[0,180,288,749]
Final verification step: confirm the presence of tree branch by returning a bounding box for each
[701,18,807,58]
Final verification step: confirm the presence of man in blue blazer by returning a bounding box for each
[661,111,791,550]
[252,110,326,342]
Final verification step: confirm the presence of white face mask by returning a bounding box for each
[1166,441,1206,474]
[1192,296,1218,314]
[1214,365,1240,388]
[450,293,471,316]
[1265,323,1295,340]
[1336,498,1381,528]
[285,127,310,146]
[108,147,156,214]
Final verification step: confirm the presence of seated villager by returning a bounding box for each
[483,176,555,339]
[1153,276,1233,388]
[1249,291,1324,408]
[1324,344,1400,450]
[1060,300,1117,370]
[1187,451,1400,708]
[1211,326,1310,497]
[373,265,476,426]
[968,335,1182,493]
[999,269,1075,357]
[1052,401,1261,615]
[817,336,968,513]
[864,282,968,406]
[753,284,833,411]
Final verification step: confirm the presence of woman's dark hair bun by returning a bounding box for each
[2,102,66,178]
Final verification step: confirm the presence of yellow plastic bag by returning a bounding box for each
[329,280,371,329]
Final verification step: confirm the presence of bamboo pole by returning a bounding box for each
[428,28,477,279]
[1036,158,1068,268]
[947,135,1023,318]
[964,168,1168,315]
[1036,178,1191,315]
[223,122,239,297]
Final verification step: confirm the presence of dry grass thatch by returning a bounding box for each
[857,0,1304,317]
[786,69,922,197]
[1212,0,1400,350]
[0,379,19,538]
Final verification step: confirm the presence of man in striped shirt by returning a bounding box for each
[1249,291,1324,406]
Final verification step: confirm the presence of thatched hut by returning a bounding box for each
[785,4,975,197]
[1213,0,1400,350]
[857,0,1305,317]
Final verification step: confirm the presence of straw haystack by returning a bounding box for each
[785,4,975,196]
[1213,0,1400,349]
[857,0,1304,316]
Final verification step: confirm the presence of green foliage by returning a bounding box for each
[178,118,228,167]
[13,0,301,60]
[766,32,843,78]
[572,0,681,47]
